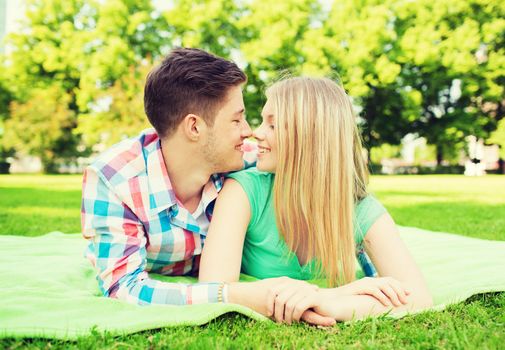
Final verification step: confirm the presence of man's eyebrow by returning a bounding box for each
[235,108,245,115]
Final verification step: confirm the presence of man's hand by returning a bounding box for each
[228,277,335,327]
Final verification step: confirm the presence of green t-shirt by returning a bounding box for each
[227,168,387,281]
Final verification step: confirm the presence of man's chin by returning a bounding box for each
[221,160,244,173]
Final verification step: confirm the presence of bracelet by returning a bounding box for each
[217,282,228,303]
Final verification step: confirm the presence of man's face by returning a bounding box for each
[203,85,252,173]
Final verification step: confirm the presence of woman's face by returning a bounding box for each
[254,98,278,173]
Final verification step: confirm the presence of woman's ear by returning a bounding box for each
[181,113,206,141]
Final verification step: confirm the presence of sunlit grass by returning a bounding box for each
[0,175,81,235]
[369,175,505,241]
[1,174,504,349]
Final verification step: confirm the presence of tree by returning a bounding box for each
[489,118,505,173]
[237,0,321,124]
[2,0,504,171]
[76,0,166,112]
[2,0,166,171]
[295,0,420,151]
[75,61,152,149]
[0,57,16,172]
[394,0,505,164]
[3,85,76,173]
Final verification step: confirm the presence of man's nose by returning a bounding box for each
[241,121,253,137]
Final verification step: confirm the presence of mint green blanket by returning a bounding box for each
[1,227,504,339]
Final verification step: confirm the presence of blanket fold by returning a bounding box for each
[1,226,504,339]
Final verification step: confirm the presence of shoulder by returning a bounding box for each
[354,194,388,243]
[356,195,386,214]
[87,128,158,187]
[225,168,274,221]
[226,168,273,193]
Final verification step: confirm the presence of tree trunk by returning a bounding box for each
[436,144,443,166]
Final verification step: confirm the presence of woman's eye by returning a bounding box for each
[269,124,275,130]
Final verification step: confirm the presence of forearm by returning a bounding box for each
[333,294,402,320]
[199,179,251,283]
[227,282,248,305]
[108,273,224,305]
[321,291,432,321]
[198,261,240,283]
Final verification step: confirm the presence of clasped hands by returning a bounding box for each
[241,276,411,326]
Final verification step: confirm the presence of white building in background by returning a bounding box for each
[0,0,25,52]
[0,1,6,52]
[464,136,500,176]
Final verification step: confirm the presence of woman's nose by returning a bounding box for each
[253,127,265,141]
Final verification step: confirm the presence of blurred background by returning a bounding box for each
[0,0,503,175]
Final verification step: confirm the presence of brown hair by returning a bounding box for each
[144,48,247,138]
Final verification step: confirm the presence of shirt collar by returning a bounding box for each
[146,138,177,216]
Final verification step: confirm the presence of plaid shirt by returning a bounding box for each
[81,128,257,306]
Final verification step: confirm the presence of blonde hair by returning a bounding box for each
[268,77,369,287]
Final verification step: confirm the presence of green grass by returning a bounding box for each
[1,174,504,349]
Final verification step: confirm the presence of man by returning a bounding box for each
[81,48,333,325]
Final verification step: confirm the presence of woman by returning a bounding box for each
[200,77,432,323]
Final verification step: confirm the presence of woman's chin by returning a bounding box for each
[256,161,276,173]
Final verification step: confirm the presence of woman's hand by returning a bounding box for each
[229,277,336,326]
[267,278,322,324]
[334,276,411,307]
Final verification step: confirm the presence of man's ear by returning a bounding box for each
[181,114,206,141]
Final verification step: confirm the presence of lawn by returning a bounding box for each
[1,174,504,349]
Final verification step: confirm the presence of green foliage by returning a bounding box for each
[75,62,152,148]
[3,85,77,173]
[237,0,322,122]
[1,0,504,171]
[163,0,243,57]
[2,0,164,170]
[0,68,15,165]
[370,144,402,164]
[413,142,437,165]
[393,0,505,163]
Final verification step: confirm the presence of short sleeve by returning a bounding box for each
[354,195,387,244]
[226,168,273,229]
